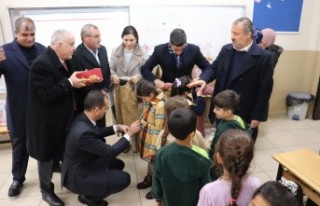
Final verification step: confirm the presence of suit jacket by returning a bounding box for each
[200,43,273,123]
[141,43,210,83]
[26,46,76,161]
[62,113,129,197]
[0,40,45,138]
[72,43,111,113]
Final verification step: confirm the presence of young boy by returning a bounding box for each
[209,89,251,180]
[152,108,211,206]
[136,79,166,199]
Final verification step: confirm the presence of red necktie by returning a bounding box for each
[62,63,68,71]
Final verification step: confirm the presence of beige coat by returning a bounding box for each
[110,43,147,78]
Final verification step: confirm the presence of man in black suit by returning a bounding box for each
[73,24,111,127]
[62,90,141,206]
[189,17,274,142]
[0,17,45,197]
[141,28,210,90]
[27,30,86,206]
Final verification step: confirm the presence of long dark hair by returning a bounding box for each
[215,129,254,206]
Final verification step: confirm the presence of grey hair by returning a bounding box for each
[80,24,99,40]
[50,30,72,46]
[15,17,35,32]
[233,17,253,37]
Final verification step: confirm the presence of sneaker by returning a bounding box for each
[137,175,152,189]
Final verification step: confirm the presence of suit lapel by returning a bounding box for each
[12,41,29,69]
[82,46,100,68]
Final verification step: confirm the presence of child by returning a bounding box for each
[198,129,260,206]
[136,79,166,199]
[152,108,211,206]
[156,96,209,151]
[170,75,206,135]
[250,180,303,206]
[210,89,251,179]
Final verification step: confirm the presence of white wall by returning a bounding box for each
[1,0,319,51]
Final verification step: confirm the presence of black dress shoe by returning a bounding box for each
[78,195,108,206]
[8,180,23,197]
[42,191,64,206]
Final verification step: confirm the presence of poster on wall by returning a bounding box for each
[253,0,303,32]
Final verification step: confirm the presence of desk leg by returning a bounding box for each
[276,164,283,181]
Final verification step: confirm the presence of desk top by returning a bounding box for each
[0,125,8,133]
[272,148,320,194]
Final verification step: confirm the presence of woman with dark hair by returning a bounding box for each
[110,26,148,145]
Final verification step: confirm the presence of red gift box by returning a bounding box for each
[76,68,104,84]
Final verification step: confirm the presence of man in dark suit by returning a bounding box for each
[141,28,210,90]
[189,17,274,142]
[0,17,45,197]
[62,90,141,206]
[27,30,86,206]
[72,24,111,127]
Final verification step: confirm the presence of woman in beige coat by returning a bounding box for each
[110,26,148,124]
[110,26,148,152]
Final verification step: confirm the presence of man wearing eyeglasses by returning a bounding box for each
[73,24,111,127]
[141,28,210,90]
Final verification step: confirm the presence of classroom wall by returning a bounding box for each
[1,0,320,116]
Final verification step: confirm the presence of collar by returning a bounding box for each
[84,44,98,55]
[87,116,96,126]
[234,40,253,52]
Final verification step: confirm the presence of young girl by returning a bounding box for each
[136,79,166,199]
[198,129,260,206]
[250,180,303,206]
[156,96,209,151]
[170,75,206,135]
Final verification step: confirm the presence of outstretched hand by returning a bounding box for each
[187,79,207,91]
[126,120,141,137]
[116,124,129,133]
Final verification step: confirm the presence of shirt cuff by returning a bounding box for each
[113,125,117,133]
[68,78,73,87]
[123,134,130,142]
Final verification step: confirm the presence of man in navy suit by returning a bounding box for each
[73,24,111,127]
[0,17,45,197]
[62,90,141,206]
[189,17,274,142]
[141,28,210,90]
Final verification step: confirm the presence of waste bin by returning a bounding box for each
[286,92,314,120]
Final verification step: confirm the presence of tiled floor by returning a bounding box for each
[0,114,319,205]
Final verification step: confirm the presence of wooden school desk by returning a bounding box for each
[272,148,320,205]
[0,125,10,144]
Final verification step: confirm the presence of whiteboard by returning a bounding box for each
[130,5,244,59]
[22,8,129,54]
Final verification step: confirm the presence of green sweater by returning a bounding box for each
[209,115,251,159]
[152,142,211,206]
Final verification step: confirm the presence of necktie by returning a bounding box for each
[62,63,68,71]
[176,55,181,69]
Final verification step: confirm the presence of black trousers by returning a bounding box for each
[80,158,131,199]
[10,133,29,183]
[37,159,54,193]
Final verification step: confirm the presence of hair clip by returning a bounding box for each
[279,179,298,195]
[175,78,181,87]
